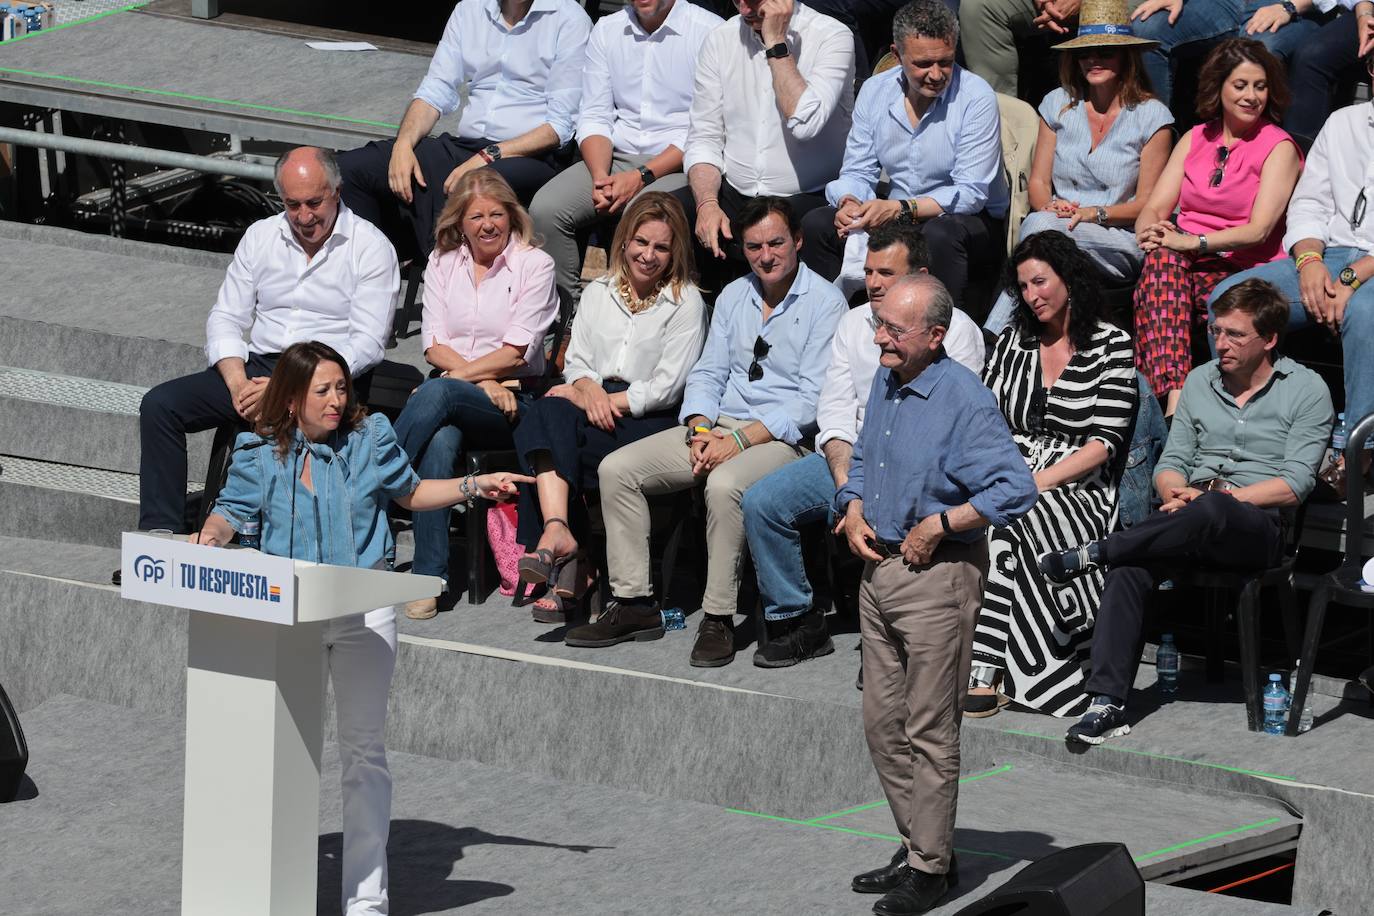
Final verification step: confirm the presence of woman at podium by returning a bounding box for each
[194,340,529,916]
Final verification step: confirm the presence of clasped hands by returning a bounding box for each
[687,425,745,475]
[834,197,905,238]
[592,171,646,215]
[231,376,270,422]
[1136,219,1195,253]
[1043,198,1100,230]
[546,380,624,432]
[1298,259,1354,330]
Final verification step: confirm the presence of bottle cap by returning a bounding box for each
[1269,673,1282,682]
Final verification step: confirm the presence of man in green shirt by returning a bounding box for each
[1039,278,1334,745]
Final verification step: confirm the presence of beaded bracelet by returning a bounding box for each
[731,429,749,452]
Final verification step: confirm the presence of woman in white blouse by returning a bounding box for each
[513,193,708,621]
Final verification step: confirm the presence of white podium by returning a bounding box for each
[120,532,442,916]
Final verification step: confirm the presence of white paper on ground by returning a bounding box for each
[306,40,378,51]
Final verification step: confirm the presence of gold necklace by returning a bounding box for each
[617,276,663,315]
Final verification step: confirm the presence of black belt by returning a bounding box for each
[871,537,982,561]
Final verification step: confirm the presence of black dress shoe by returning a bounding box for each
[690,614,736,667]
[854,849,957,895]
[872,867,953,916]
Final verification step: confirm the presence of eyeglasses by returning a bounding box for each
[1209,145,1230,188]
[1028,385,1048,435]
[747,335,770,382]
[866,313,927,341]
[1207,323,1257,344]
[1351,187,1367,229]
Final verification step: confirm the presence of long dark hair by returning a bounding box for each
[1003,231,1104,352]
[255,341,366,459]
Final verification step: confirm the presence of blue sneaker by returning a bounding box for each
[1066,696,1130,745]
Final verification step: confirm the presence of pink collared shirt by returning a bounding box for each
[420,236,559,378]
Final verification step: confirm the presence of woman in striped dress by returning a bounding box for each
[969,231,1137,718]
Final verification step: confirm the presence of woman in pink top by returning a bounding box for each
[1132,39,1302,416]
[393,169,558,618]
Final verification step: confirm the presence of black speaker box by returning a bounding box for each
[953,843,1145,916]
[0,681,29,802]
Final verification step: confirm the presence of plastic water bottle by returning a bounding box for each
[239,518,260,550]
[1156,634,1180,698]
[660,607,686,631]
[1292,660,1314,734]
[1262,673,1290,735]
[1330,413,1348,466]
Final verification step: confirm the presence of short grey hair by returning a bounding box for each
[273,147,342,196]
[888,274,953,331]
[893,0,959,48]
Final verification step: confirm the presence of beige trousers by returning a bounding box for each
[597,417,803,615]
[859,538,989,874]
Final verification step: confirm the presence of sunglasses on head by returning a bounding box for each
[1209,145,1230,188]
[747,335,770,382]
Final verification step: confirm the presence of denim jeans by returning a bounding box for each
[1284,12,1360,141]
[740,452,836,621]
[392,377,528,583]
[1207,247,1374,426]
[1133,0,1243,106]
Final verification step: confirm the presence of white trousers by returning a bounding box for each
[325,605,397,916]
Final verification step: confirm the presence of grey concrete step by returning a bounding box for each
[0,365,212,474]
[0,315,207,389]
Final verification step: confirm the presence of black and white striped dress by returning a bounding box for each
[974,321,1137,717]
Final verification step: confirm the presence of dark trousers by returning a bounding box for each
[799,208,1000,309]
[671,182,829,293]
[339,134,569,261]
[138,352,278,532]
[1085,492,1284,703]
[512,383,677,550]
[1283,12,1359,141]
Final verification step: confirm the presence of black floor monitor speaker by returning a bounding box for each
[0,681,29,802]
[953,843,1145,916]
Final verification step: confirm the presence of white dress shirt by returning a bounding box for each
[577,1,722,155]
[203,204,399,376]
[682,4,854,196]
[413,0,592,146]
[1283,102,1374,254]
[562,276,709,417]
[815,303,985,449]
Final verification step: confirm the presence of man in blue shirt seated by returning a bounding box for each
[337,0,592,260]
[1041,280,1334,746]
[567,197,847,667]
[800,0,1009,312]
[835,274,1036,916]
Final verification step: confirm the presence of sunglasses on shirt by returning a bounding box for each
[1028,386,1048,435]
[1209,145,1230,188]
[748,335,770,382]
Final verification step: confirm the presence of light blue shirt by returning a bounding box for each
[834,356,1037,543]
[1038,87,1173,209]
[826,65,1009,218]
[414,0,592,146]
[213,415,420,570]
[679,262,846,445]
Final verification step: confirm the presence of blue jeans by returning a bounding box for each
[1133,0,1243,106]
[392,377,528,583]
[1284,11,1360,141]
[1207,248,1374,426]
[740,452,836,621]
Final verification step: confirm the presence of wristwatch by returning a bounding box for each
[637,165,655,185]
[898,198,914,222]
[1197,234,1209,254]
[1340,266,1363,289]
[764,41,790,59]
[1094,206,1109,226]
[1280,0,1298,21]
[481,143,502,162]
[939,511,953,534]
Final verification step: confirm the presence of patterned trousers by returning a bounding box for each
[1133,248,1240,398]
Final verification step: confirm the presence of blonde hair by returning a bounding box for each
[607,192,695,298]
[433,168,535,254]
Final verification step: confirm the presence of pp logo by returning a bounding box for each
[133,554,166,584]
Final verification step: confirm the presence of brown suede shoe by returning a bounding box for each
[404,597,438,620]
[564,599,663,648]
[690,614,736,667]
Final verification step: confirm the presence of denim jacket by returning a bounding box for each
[213,413,420,569]
[1116,372,1168,529]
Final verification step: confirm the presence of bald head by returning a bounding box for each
[274,147,342,254]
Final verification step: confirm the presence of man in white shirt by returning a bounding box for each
[530,0,722,306]
[674,0,855,283]
[741,221,984,666]
[1207,97,1374,485]
[338,0,592,260]
[138,147,399,532]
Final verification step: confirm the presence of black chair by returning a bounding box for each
[1288,410,1374,735]
[387,261,425,349]
[194,419,249,534]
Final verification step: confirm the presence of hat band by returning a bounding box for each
[1077,23,1137,37]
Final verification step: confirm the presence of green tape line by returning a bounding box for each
[0,66,401,131]
[806,765,1015,824]
[1134,816,1283,861]
[0,2,150,44]
[999,728,1296,781]
[724,808,1016,861]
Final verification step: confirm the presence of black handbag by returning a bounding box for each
[0,681,29,803]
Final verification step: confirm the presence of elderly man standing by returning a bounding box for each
[137,147,398,533]
[837,275,1036,915]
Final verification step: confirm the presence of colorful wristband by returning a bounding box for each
[1294,251,1322,271]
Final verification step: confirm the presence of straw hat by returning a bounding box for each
[1052,0,1159,50]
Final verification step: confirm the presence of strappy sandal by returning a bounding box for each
[516,517,573,585]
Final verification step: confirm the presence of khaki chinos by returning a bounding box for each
[598,416,804,613]
[859,537,990,874]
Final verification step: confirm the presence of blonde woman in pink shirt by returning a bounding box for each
[394,169,559,619]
